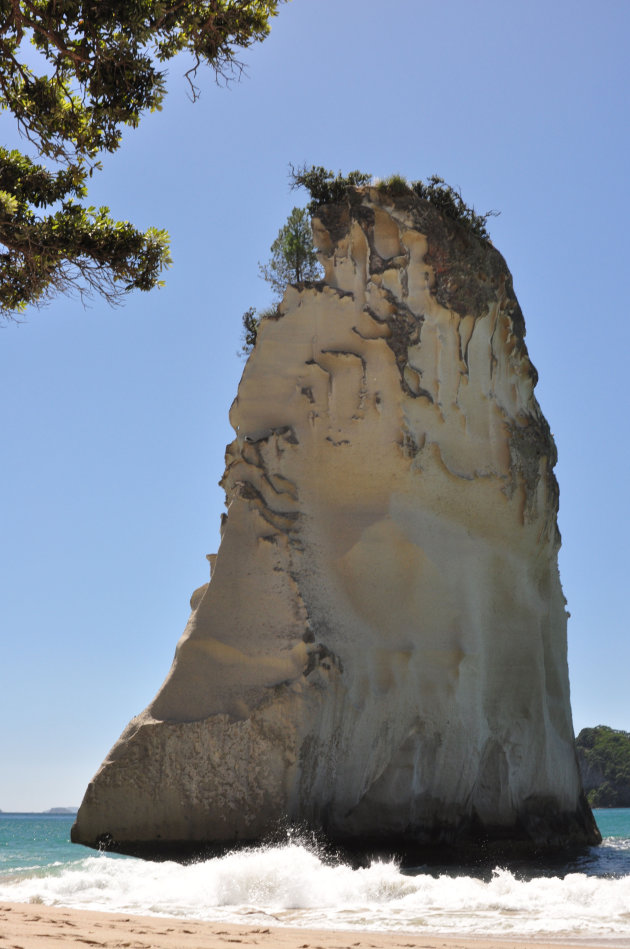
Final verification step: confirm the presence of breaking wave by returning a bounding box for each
[1,841,630,941]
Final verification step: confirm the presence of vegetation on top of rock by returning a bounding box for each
[409,175,499,240]
[0,0,286,319]
[241,206,321,355]
[241,165,502,356]
[289,165,372,211]
[240,306,259,355]
[576,725,630,807]
[290,165,499,241]
[258,207,322,298]
[239,303,280,357]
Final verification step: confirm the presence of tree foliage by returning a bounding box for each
[0,0,284,163]
[241,205,320,355]
[258,206,321,298]
[0,0,285,318]
[290,165,499,241]
[0,147,169,312]
[289,164,371,213]
[576,725,630,807]
[239,302,278,356]
[240,304,259,355]
[410,175,499,240]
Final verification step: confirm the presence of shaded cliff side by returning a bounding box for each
[72,184,600,859]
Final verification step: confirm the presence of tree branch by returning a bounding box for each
[19,0,89,65]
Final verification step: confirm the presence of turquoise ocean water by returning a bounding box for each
[0,810,629,942]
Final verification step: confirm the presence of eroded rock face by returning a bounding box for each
[72,187,599,857]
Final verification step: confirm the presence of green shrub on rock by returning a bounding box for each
[290,165,499,242]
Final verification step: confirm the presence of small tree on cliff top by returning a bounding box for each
[0,0,286,319]
[258,206,322,299]
[241,205,322,355]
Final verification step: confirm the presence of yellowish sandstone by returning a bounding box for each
[73,187,599,856]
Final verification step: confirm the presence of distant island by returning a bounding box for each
[0,807,77,815]
[576,726,630,807]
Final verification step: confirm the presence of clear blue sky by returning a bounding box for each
[1,0,628,811]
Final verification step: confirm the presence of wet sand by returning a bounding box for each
[1,901,624,949]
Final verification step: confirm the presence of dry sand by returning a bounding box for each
[0,902,623,949]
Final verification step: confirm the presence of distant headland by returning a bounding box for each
[576,726,630,807]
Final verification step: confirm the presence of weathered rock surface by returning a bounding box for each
[72,186,600,857]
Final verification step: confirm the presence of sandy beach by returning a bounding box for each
[1,902,625,949]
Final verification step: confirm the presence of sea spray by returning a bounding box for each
[2,841,630,941]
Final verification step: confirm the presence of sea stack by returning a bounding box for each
[72,184,599,857]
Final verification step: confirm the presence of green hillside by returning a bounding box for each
[576,726,630,807]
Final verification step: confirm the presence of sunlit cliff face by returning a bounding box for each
[72,187,599,856]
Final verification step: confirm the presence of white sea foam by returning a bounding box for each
[0,843,629,941]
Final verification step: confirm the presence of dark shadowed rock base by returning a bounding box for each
[72,791,600,868]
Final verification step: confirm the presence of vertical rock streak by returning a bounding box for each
[72,187,599,855]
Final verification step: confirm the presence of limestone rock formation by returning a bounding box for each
[72,186,600,857]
